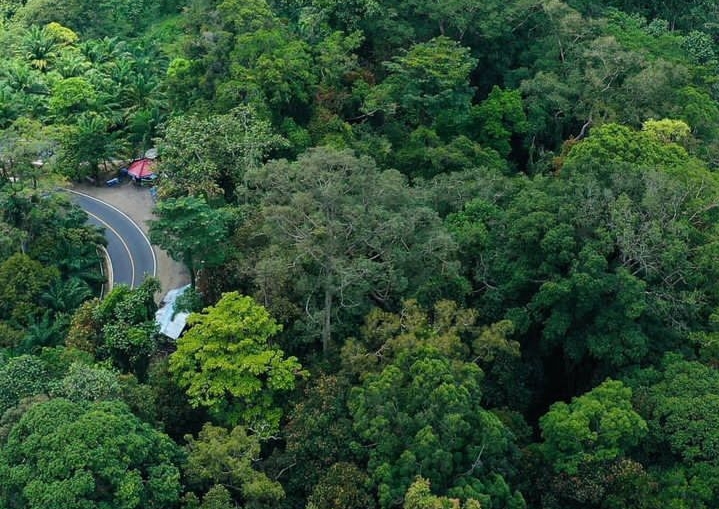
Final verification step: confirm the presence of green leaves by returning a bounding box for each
[540,379,647,475]
[0,252,58,330]
[366,36,476,128]
[184,423,285,506]
[156,106,287,200]
[307,462,375,509]
[169,292,304,434]
[349,347,521,508]
[90,278,161,379]
[0,398,182,509]
[0,354,50,413]
[246,147,461,351]
[629,355,719,465]
[450,121,719,393]
[472,86,528,159]
[150,196,233,287]
[54,112,129,181]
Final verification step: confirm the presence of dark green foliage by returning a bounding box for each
[0,253,57,327]
[13,0,162,38]
[64,278,162,379]
[307,462,376,509]
[146,358,208,442]
[243,146,463,351]
[0,354,50,413]
[98,279,161,379]
[277,374,362,505]
[349,346,523,508]
[628,355,719,465]
[0,188,103,353]
[149,196,233,288]
[0,398,182,509]
[6,1,719,509]
[448,123,719,398]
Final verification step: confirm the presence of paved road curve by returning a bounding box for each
[68,190,157,289]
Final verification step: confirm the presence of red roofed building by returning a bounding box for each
[127,158,156,179]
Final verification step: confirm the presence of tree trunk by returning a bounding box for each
[322,284,332,353]
[185,252,196,288]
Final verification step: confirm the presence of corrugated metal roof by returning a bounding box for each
[155,284,191,340]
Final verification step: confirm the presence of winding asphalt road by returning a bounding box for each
[68,190,157,289]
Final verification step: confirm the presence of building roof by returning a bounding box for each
[155,284,191,340]
[127,158,156,179]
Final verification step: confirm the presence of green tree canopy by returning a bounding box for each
[348,346,523,508]
[169,292,304,434]
[149,196,233,288]
[245,147,462,352]
[449,122,719,394]
[364,36,476,130]
[0,353,49,413]
[156,106,287,200]
[540,379,647,475]
[0,398,182,509]
[184,423,284,508]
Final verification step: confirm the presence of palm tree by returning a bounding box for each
[56,241,106,291]
[57,112,129,182]
[2,60,47,94]
[54,49,91,78]
[79,37,128,65]
[127,106,165,150]
[22,25,58,72]
[41,277,93,314]
[21,311,65,352]
[108,58,135,86]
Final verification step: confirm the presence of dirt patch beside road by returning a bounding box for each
[68,180,190,296]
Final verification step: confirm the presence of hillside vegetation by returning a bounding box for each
[3,0,719,507]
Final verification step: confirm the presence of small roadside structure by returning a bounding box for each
[127,158,157,180]
[155,284,191,340]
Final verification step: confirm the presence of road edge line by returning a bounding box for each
[83,208,136,287]
[99,245,113,294]
[65,188,158,277]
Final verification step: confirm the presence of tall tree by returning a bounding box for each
[54,112,128,183]
[156,106,286,200]
[449,122,719,395]
[246,147,462,352]
[539,379,647,476]
[364,36,476,130]
[0,398,182,509]
[184,423,284,507]
[169,292,304,435]
[149,196,233,288]
[0,354,49,413]
[348,346,524,508]
[0,252,58,330]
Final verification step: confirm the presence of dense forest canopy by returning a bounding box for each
[3,0,719,507]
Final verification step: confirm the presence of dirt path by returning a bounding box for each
[69,180,190,295]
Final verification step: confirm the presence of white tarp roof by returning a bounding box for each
[155,284,191,340]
